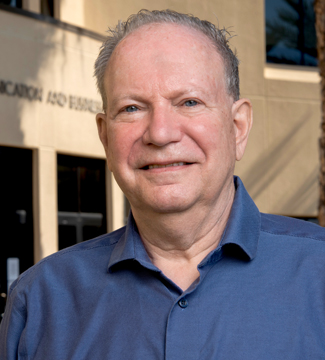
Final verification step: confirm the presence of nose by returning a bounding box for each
[142,106,182,147]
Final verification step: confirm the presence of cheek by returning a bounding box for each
[106,124,141,171]
[189,115,237,166]
[189,117,229,150]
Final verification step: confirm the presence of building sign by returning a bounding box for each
[0,79,102,114]
[0,80,42,102]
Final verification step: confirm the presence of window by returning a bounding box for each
[265,0,317,66]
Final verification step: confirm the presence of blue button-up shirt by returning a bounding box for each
[1,177,325,359]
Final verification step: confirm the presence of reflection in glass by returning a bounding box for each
[265,0,317,66]
[0,0,22,8]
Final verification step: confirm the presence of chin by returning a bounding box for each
[127,184,200,214]
[144,193,196,214]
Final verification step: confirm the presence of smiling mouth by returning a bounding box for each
[141,162,190,170]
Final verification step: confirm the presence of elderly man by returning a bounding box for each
[1,9,325,360]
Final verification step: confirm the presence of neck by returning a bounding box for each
[131,183,235,291]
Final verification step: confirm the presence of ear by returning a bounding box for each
[96,112,112,171]
[231,98,253,161]
[96,112,108,149]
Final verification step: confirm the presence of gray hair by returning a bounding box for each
[94,9,240,111]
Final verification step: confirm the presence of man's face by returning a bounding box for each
[97,23,251,215]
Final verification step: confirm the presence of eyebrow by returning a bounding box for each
[108,86,209,107]
[108,94,146,110]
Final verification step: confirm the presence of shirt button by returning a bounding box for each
[178,298,188,308]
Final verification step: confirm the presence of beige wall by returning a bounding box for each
[0,11,103,156]
[236,63,320,217]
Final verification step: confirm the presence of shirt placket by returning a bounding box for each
[165,291,199,360]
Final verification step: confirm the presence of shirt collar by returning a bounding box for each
[201,176,260,266]
[108,176,260,272]
[108,212,159,273]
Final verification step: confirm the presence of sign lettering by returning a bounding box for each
[0,80,42,101]
[0,79,102,114]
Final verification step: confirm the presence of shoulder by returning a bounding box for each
[10,226,126,295]
[260,213,325,243]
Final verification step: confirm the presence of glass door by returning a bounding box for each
[57,154,107,250]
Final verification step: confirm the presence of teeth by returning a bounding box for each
[148,162,185,169]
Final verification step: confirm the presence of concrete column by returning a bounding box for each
[33,147,58,263]
[58,0,84,27]
[22,0,41,13]
[53,0,61,20]
[105,165,113,233]
[111,174,125,231]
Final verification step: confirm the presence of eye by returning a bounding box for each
[124,105,139,113]
[184,100,198,107]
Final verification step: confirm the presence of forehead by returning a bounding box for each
[117,22,216,55]
[105,23,227,99]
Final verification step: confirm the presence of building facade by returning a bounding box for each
[0,0,321,303]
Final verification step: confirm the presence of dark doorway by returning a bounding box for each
[0,146,34,317]
[57,154,107,250]
[41,0,54,17]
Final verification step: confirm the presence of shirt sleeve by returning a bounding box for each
[0,281,27,360]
